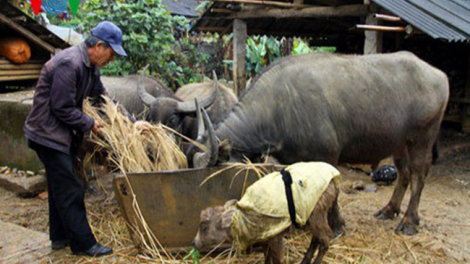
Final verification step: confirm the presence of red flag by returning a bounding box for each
[31,0,41,15]
[69,0,80,15]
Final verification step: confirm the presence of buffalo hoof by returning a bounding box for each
[395,220,419,235]
[374,206,398,220]
[333,227,345,239]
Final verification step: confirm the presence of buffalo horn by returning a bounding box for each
[193,106,219,168]
[176,71,220,113]
[137,64,157,106]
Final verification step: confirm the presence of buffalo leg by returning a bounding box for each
[396,125,436,235]
[375,148,410,220]
[396,142,432,235]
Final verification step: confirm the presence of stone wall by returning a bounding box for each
[0,98,42,172]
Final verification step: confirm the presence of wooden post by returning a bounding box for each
[232,19,247,96]
[363,3,382,54]
[462,54,470,133]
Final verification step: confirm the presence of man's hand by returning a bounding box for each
[92,119,103,135]
[134,120,152,132]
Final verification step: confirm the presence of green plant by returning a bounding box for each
[82,0,203,89]
[182,248,201,264]
[245,35,281,77]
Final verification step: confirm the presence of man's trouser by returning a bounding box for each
[29,140,97,253]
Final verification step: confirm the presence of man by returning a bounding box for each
[24,21,142,257]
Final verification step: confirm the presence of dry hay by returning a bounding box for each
[83,96,188,173]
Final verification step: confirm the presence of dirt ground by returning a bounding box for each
[0,125,469,263]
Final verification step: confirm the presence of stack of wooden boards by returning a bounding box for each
[0,37,43,82]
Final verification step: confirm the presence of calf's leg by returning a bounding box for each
[301,183,336,264]
[264,235,283,264]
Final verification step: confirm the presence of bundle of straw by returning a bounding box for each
[83,96,188,173]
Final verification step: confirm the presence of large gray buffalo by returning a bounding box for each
[101,75,176,118]
[194,51,449,235]
[138,71,237,139]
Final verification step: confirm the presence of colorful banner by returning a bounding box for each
[42,0,68,16]
[69,0,80,15]
[31,0,42,15]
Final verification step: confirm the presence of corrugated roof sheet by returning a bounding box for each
[163,0,199,18]
[372,0,470,42]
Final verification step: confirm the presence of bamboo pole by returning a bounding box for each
[373,13,402,22]
[0,69,41,76]
[0,74,39,81]
[356,24,406,32]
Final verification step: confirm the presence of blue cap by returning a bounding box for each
[91,21,127,57]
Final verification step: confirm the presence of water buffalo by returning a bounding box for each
[138,70,237,139]
[101,75,175,118]
[194,51,449,235]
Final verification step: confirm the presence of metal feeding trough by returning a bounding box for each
[113,165,282,250]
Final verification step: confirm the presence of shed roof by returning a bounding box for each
[163,0,199,18]
[371,0,470,42]
[191,0,470,43]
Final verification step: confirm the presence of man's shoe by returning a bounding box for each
[74,243,113,257]
[51,239,70,250]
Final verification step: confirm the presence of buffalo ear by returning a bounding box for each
[224,199,237,209]
[219,209,235,229]
[218,140,232,162]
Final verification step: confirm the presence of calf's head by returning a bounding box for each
[193,200,237,251]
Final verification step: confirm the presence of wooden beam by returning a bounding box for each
[211,8,234,14]
[232,4,368,19]
[0,69,41,76]
[194,27,228,32]
[232,19,247,96]
[0,74,39,82]
[461,54,470,133]
[205,0,308,8]
[0,13,56,54]
[0,64,43,70]
[363,5,382,55]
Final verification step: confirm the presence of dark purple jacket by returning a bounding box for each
[24,42,105,154]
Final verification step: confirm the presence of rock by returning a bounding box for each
[38,169,46,176]
[0,166,8,174]
[12,168,17,174]
[364,184,378,192]
[37,191,48,200]
[352,180,365,190]
[0,173,46,197]
[26,170,35,176]
[17,170,26,178]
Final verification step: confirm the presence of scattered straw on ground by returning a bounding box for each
[41,101,460,263]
